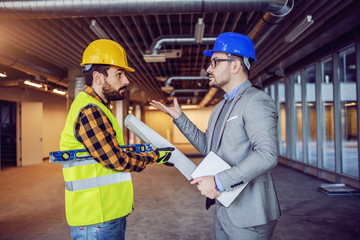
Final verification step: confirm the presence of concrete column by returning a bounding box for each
[115,101,124,134]
[67,68,84,109]
[135,104,141,144]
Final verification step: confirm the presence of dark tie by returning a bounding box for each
[206,197,216,210]
[207,100,232,210]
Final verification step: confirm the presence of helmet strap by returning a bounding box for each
[82,64,92,72]
[227,53,251,71]
[243,57,251,71]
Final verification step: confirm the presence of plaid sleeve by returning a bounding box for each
[75,105,159,172]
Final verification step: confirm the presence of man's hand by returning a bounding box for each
[191,175,221,199]
[150,98,182,119]
[155,147,175,166]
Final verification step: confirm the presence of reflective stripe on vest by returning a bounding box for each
[62,159,98,169]
[65,171,132,191]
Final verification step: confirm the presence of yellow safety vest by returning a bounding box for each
[60,91,133,226]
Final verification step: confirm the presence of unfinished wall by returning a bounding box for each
[0,87,67,159]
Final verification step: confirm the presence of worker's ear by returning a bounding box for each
[231,59,242,74]
[92,71,104,86]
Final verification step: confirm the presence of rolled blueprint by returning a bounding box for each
[124,114,197,180]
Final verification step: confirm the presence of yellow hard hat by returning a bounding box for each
[81,39,135,72]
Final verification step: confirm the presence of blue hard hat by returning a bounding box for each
[203,32,257,62]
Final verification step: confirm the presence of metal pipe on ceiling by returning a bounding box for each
[0,43,67,83]
[0,0,292,105]
[0,0,288,19]
[248,0,294,48]
[150,35,217,55]
[165,76,209,87]
[170,89,208,97]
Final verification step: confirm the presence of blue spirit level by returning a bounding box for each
[49,143,152,163]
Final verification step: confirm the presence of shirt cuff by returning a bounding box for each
[214,174,225,192]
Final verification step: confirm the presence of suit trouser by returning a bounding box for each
[214,204,277,240]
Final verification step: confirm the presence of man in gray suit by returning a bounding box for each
[150,32,281,240]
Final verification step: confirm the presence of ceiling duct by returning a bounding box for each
[0,0,292,107]
[198,87,218,107]
[0,0,290,19]
[161,76,209,93]
[165,76,209,87]
[144,35,216,62]
[0,43,67,84]
[170,89,208,97]
[248,0,294,48]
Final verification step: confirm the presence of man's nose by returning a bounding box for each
[123,75,130,85]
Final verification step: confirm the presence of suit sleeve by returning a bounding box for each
[173,113,209,155]
[218,91,279,191]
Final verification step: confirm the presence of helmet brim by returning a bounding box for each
[123,66,135,72]
[203,50,257,62]
[80,63,135,72]
[203,50,213,56]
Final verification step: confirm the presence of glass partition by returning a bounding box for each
[321,57,335,170]
[293,72,303,161]
[339,45,358,177]
[279,79,286,156]
[305,65,317,166]
[271,41,359,185]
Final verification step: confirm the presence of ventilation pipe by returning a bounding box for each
[0,0,290,19]
[170,89,208,97]
[144,35,216,62]
[248,0,294,48]
[161,76,209,93]
[198,88,218,107]
[0,43,67,84]
[165,76,209,87]
[150,36,216,56]
[0,0,292,107]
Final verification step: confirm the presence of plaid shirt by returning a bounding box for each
[75,85,159,172]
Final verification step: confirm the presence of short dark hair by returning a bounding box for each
[84,64,110,86]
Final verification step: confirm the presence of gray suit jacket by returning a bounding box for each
[174,80,281,228]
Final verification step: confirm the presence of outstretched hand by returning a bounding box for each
[150,98,182,119]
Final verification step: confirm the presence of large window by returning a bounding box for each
[321,57,335,171]
[305,65,317,166]
[339,45,358,177]
[271,41,359,187]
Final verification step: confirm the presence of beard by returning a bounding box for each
[102,79,126,101]
[208,72,230,89]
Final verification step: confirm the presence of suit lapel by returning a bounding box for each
[214,80,252,151]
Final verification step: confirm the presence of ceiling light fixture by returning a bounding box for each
[53,89,66,95]
[161,86,174,93]
[0,72,7,78]
[143,49,183,63]
[24,80,42,88]
[195,18,205,43]
[90,19,110,39]
[143,53,166,63]
[285,15,314,43]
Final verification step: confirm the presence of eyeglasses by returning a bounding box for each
[208,58,236,69]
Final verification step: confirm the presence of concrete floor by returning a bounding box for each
[1,155,360,240]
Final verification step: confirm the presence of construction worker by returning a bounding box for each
[59,39,174,240]
[151,32,281,239]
